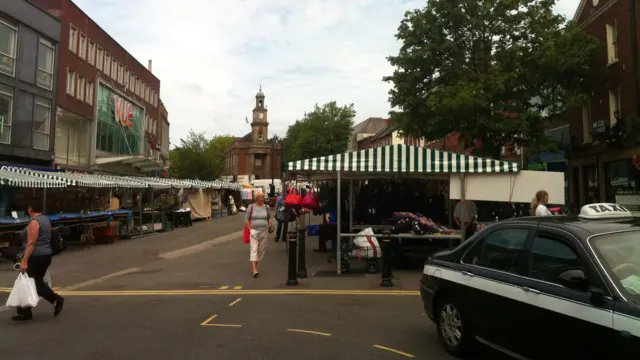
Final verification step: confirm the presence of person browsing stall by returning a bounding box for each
[13,199,64,321]
[531,189,552,216]
[245,192,272,278]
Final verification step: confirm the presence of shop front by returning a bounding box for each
[92,83,162,174]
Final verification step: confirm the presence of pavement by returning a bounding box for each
[0,214,506,359]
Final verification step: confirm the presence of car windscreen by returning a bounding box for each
[590,231,640,303]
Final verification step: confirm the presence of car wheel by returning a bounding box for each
[435,296,474,357]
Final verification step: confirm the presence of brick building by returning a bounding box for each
[224,88,282,180]
[31,0,166,174]
[546,0,640,207]
[0,0,61,167]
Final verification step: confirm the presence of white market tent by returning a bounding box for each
[285,144,520,274]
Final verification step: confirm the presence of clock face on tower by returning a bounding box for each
[258,113,264,119]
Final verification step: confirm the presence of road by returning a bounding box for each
[0,215,505,360]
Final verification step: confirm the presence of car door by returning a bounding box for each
[458,225,532,351]
[517,229,617,360]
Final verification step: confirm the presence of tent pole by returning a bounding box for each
[348,179,353,232]
[336,171,342,275]
[460,174,466,241]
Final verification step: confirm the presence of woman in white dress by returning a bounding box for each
[531,190,552,216]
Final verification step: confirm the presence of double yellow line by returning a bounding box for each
[0,288,419,297]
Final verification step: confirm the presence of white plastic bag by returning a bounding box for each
[352,227,382,259]
[4,273,39,308]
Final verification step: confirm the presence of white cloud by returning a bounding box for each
[73,0,578,146]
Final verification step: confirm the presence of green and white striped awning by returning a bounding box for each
[0,168,67,188]
[286,144,519,173]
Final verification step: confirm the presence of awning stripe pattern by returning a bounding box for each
[0,166,243,190]
[0,169,67,188]
[286,144,519,173]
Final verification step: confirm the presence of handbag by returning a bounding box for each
[302,189,319,209]
[284,188,303,208]
[243,205,254,244]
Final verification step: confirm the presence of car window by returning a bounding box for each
[462,228,529,273]
[530,233,586,285]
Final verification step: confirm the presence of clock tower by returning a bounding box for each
[251,86,268,143]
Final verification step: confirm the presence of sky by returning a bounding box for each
[73,0,579,147]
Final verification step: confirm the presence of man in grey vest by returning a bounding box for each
[13,199,64,321]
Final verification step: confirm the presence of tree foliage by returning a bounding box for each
[282,102,356,162]
[168,130,233,180]
[384,0,602,157]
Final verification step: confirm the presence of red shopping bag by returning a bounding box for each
[243,205,254,244]
[284,188,303,208]
[302,189,319,209]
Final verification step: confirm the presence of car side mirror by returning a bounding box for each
[558,269,590,292]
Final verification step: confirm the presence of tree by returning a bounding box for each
[282,102,356,162]
[384,0,602,158]
[168,130,233,180]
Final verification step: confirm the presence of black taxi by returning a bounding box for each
[420,203,639,359]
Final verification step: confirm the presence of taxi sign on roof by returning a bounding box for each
[579,203,633,219]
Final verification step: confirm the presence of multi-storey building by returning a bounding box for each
[159,99,169,174]
[0,0,61,167]
[546,0,640,207]
[31,0,166,174]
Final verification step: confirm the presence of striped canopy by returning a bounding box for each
[286,144,519,173]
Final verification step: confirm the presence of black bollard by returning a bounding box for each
[380,230,393,287]
[297,227,307,278]
[286,231,299,286]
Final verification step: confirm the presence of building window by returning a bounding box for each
[33,98,51,150]
[36,38,55,90]
[69,25,77,53]
[104,53,111,74]
[0,84,13,144]
[86,82,94,105]
[78,33,87,59]
[606,21,618,64]
[609,88,621,125]
[258,131,264,141]
[77,76,85,101]
[154,93,158,107]
[96,47,103,71]
[111,59,117,79]
[66,69,75,95]
[129,73,135,91]
[118,63,123,83]
[124,69,129,87]
[0,17,18,77]
[605,160,639,204]
[88,41,95,65]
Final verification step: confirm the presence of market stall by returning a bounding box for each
[286,144,520,274]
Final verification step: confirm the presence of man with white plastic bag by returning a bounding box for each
[11,199,64,321]
[5,273,39,308]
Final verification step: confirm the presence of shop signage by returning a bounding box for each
[114,95,134,129]
[591,119,606,132]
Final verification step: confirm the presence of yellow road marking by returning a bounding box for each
[229,298,242,307]
[373,345,415,358]
[200,314,218,326]
[0,288,418,296]
[233,286,243,290]
[200,314,242,327]
[219,286,229,290]
[287,329,331,337]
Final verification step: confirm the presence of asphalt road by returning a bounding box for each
[0,215,507,359]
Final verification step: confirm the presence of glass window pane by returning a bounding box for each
[33,99,51,133]
[33,132,49,150]
[462,228,529,273]
[530,234,584,284]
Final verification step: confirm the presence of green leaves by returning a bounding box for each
[168,130,233,180]
[282,102,356,162]
[384,0,601,157]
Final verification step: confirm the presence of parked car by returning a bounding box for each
[420,203,639,359]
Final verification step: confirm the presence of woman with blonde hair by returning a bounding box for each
[245,191,272,278]
[531,190,552,216]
